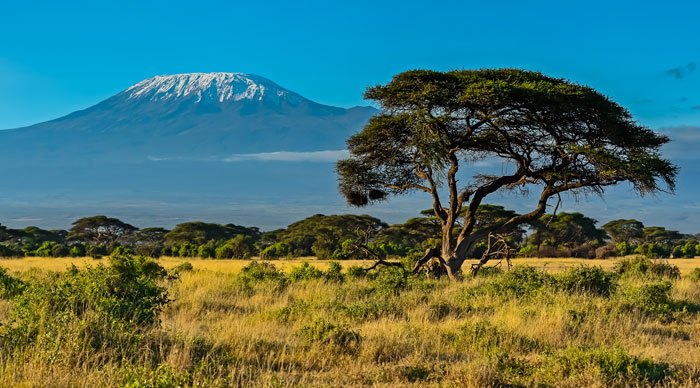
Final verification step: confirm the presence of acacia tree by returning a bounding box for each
[337,69,677,279]
[67,216,137,246]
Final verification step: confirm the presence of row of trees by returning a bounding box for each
[0,210,696,260]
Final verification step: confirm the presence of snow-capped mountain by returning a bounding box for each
[124,73,302,105]
[0,72,378,163]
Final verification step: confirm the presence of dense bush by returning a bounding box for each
[288,261,324,282]
[0,266,24,298]
[615,256,680,280]
[0,254,172,359]
[298,318,362,354]
[556,265,617,297]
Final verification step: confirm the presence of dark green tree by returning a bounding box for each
[67,216,137,246]
[528,212,607,248]
[337,69,677,279]
[602,219,645,244]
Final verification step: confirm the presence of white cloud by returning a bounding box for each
[147,150,350,163]
[223,150,349,162]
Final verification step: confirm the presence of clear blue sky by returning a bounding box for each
[1,0,699,130]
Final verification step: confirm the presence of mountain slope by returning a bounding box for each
[0,72,378,164]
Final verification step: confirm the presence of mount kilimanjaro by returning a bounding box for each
[0,72,377,164]
[0,73,379,229]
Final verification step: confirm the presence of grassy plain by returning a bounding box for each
[0,256,699,387]
[2,255,700,274]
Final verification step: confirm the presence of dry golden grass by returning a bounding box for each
[1,256,699,386]
[3,255,699,275]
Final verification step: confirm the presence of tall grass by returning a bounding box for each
[0,256,698,387]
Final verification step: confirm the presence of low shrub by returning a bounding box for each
[171,261,194,274]
[556,265,617,297]
[323,260,344,283]
[615,256,680,280]
[371,266,412,295]
[346,265,366,279]
[472,266,552,298]
[288,261,323,282]
[689,268,700,283]
[543,345,670,384]
[616,281,675,318]
[0,266,24,298]
[0,254,172,361]
[298,319,362,354]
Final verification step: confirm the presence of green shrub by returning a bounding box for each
[288,261,323,282]
[441,320,539,358]
[615,256,680,280]
[543,345,670,384]
[298,319,361,353]
[171,261,194,274]
[323,260,344,283]
[474,265,504,278]
[1,254,171,356]
[197,245,215,258]
[556,265,617,297]
[69,244,86,257]
[51,244,70,257]
[473,266,552,298]
[0,266,24,299]
[616,281,675,318]
[688,268,700,283]
[34,241,55,257]
[234,261,288,295]
[346,265,366,279]
[0,244,22,257]
[86,244,107,259]
[372,266,412,295]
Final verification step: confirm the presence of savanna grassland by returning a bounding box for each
[0,256,699,387]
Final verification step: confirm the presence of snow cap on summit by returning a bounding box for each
[123,72,303,105]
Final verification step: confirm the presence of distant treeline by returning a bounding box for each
[0,206,697,260]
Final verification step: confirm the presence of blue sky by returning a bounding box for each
[1,0,700,130]
[2,0,700,232]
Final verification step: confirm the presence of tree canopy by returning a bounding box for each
[67,216,137,246]
[337,68,677,278]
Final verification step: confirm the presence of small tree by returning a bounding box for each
[337,69,677,279]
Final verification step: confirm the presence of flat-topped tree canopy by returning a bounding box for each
[337,68,678,279]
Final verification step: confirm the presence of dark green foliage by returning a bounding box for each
[51,243,70,257]
[616,281,675,318]
[529,212,607,250]
[0,266,24,298]
[615,256,680,279]
[544,345,670,384]
[263,214,386,259]
[164,222,260,247]
[171,261,194,274]
[0,244,22,257]
[69,243,86,257]
[1,254,171,354]
[603,219,645,244]
[67,215,137,245]
[288,261,323,282]
[473,266,552,298]
[214,235,254,259]
[346,265,366,279]
[323,260,345,283]
[371,266,413,295]
[556,265,617,297]
[234,261,288,295]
